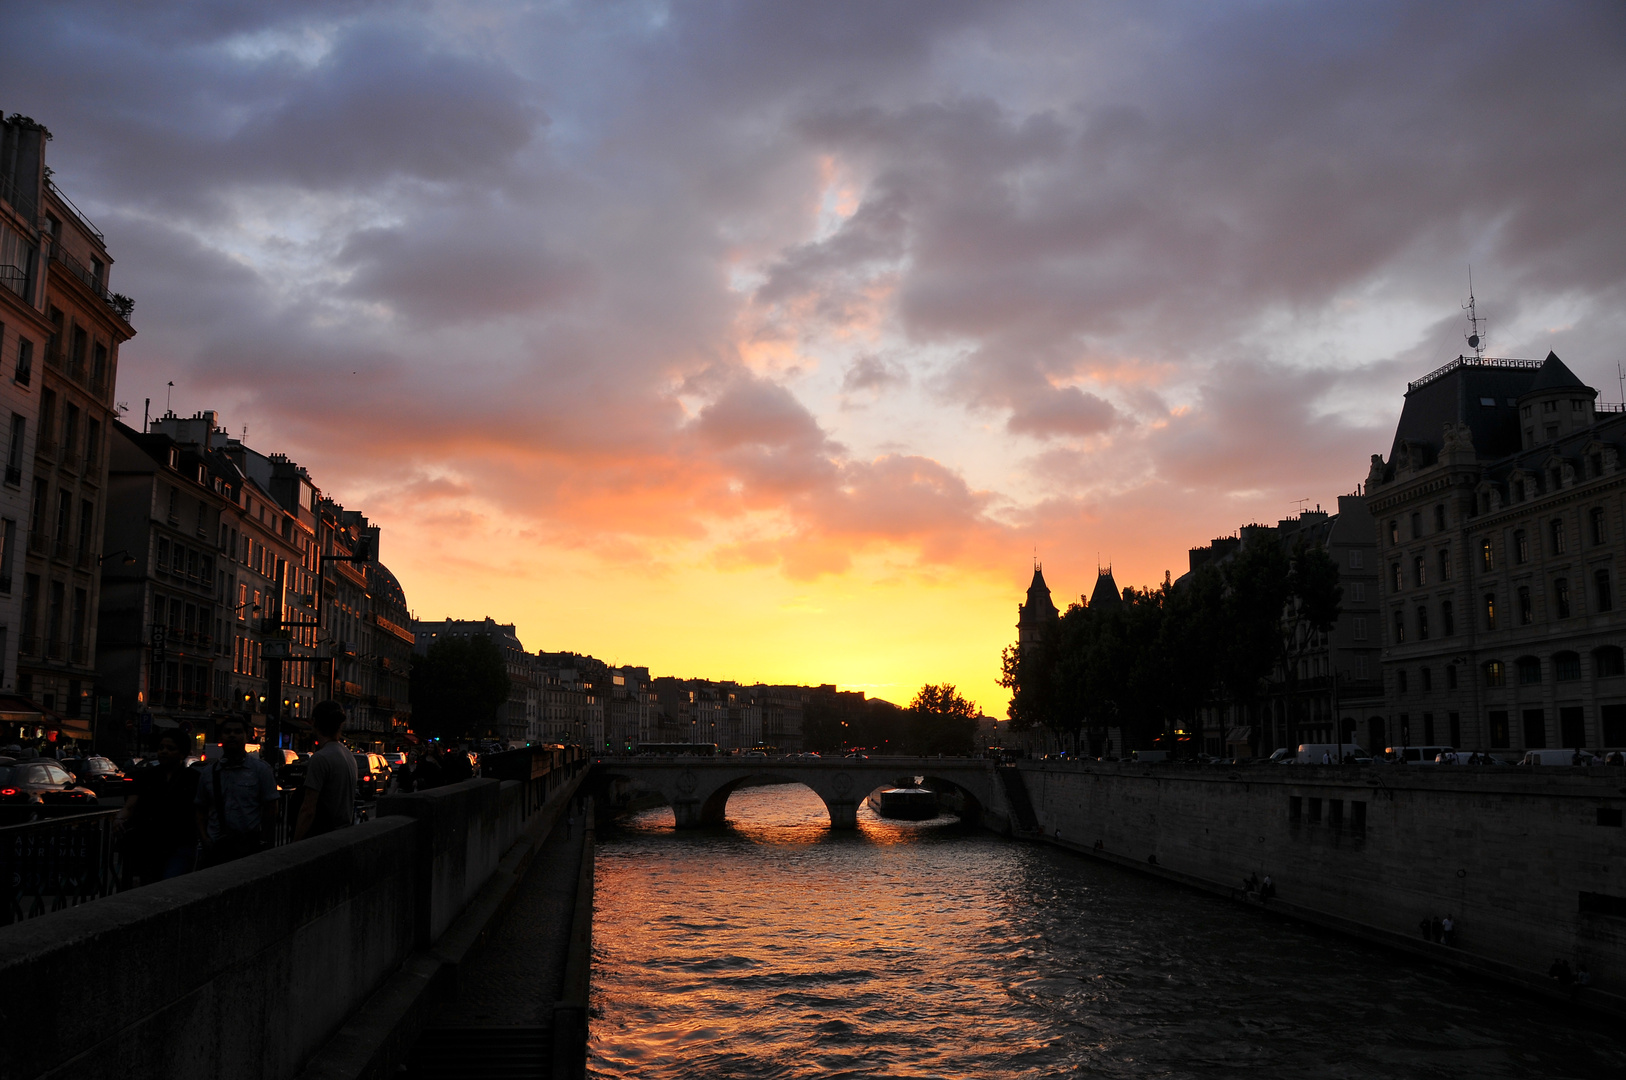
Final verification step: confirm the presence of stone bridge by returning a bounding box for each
[591,755,1011,829]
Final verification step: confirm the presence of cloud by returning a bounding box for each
[841,353,907,395]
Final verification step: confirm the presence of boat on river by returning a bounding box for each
[866,786,938,820]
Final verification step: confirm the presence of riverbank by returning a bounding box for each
[1015,760,1626,1015]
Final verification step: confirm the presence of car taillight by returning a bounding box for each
[0,788,15,795]
[362,774,372,781]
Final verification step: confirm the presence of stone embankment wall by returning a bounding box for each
[0,749,586,1080]
[1018,761,1626,1000]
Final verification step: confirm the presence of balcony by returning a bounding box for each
[51,245,132,323]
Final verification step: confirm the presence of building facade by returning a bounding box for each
[412,617,533,744]
[1366,351,1626,755]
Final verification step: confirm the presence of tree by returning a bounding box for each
[906,683,979,755]
[409,634,511,742]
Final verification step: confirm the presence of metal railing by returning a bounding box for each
[1408,355,1544,393]
[47,179,104,243]
[0,263,28,300]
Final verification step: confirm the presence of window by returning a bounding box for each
[1422,712,1435,742]
[1481,540,1494,571]
[1561,707,1585,748]
[1391,563,1402,593]
[1308,798,1323,824]
[1517,656,1542,685]
[1517,586,1532,625]
[1514,530,1528,564]
[1489,710,1510,748]
[1438,547,1451,581]
[5,413,24,486]
[1446,664,1457,690]
[1353,616,1367,640]
[1393,610,1406,644]
[91,342,107,386]
[70,587,86,650]
[54,489,70,544]
[1434,505,1446,531]
[1603,704,1626,746]
[1593,646,1625,678]
[1421,667,1433,691]
[14,337,30,386]
[1598,569,1613,612]
[1441,600,1455,636]
[1523,709,1546,749]
[1352,583,1366,602]
[1349,548,1364,569]
[1592,507,1607,545]
[1389,520,1399,545]
[39,389,54,449]
[1448,712,1461,746]
[1556,651,1582,681]
[1417,606,1430,640]
[1485,660,1506,687]
[62,405,78,462]
[1414,556,1426,587]
[1485,593,1497,630]
[1398,669,1409,693]
[1556,578,1571,619]
[1411,513,1422,540]
[85,419,100,469]
[0,518,11,592]
[1357,654,1368,679]
[1551,518,1566,555]
[76,499,91,563]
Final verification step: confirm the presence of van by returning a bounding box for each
[1295,743,1370,764]
[1518,748,1599,766]
[1131,750,1170,763]
[1382,745,1454,764]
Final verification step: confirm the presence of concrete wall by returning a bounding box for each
[0,775,563,1080]
[1020,761,1626,994]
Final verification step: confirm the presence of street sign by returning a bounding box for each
[263,639,293,660]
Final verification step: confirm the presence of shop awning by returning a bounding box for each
[0,694,46,725]
[60,719,93,740]
[1225,726,1254,745]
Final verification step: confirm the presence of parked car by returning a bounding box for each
[1294,743,1372,765]
[1518,748,1599,766]
[1382,745,1455,764]
[353,752,391,801]
[60,755,135,798]
[0,759,99,822]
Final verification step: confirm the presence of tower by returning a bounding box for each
[1017,564,1060,655]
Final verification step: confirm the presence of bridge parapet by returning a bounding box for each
[591,756,1008,830]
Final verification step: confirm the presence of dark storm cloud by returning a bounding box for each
[6,1,1625,576]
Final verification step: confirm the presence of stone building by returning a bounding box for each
[1365,350,1626,755]
[412,616,533,744]
[0,116,51,718]
[17,145,134,730]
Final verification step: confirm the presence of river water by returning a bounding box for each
[589,784,1626,1079]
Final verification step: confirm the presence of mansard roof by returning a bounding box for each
[1388,357,1540,467]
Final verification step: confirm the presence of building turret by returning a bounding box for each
[1518,351,1596,450]
[1017,564,1060,655]
[1088,566,1123,610]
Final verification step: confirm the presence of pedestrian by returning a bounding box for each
[194,718,278,868]
[294,702,359,841]
[1260,875,1275,902]
[115,734,200,883]
[443,742,474,784]
[1441,914,1455,946]
[416,745,446,790]
[1419,917,1431,940]
[1429,915,1443,942]
[1244,872,1260,897]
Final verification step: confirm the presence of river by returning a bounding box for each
[589,784,1626,1078]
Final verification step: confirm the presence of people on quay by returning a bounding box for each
[443,741,474,784]
[1441,914,1455,946]
[115,733,200,883]
[1429,915,1443,942]
[294,701,359,842]
[193,717,279,868]
[415,745,446,790]
[1259,875,1275,902]
[1244,872,1261,897]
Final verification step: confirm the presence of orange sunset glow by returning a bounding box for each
[16,3,1626,714]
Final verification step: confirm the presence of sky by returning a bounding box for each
[6,2,1626,713]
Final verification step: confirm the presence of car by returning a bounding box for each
[353,752,391,801]
[0,759,100,823]
[1382,745,1455,765]
[1518,748,1600,766]
[61,755,136,799]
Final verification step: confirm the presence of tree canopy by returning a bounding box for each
[409,634,511,741]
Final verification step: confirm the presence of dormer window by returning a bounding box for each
[1543,400,1559,414]
[1522,405,1531,418]
[1573,400,1585,411]
[168,447,179,469]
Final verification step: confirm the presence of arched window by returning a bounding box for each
[1484,660,1505,687]
[1554,651,1582,681]
[1441,599,1455,636]
[1516,656,1542,684]
[1555,578,1571,619]
[1550,518,1566,554]
[1594,646,1625,678]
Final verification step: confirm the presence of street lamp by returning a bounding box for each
[98,549,138,566]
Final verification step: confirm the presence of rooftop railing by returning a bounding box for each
[45,178,103,243]
[1408,355,1543,393]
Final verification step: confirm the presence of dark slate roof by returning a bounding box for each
[1023,567,1058,620]
[1527,351,1587,393]
[1388,359,1541,466]
[1088,568,1122,609]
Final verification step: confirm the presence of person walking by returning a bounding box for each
[443,741,473,784]
[194,718,278,868]
[115,734,200,882]
[1441,914,1456,946]
[294,701,359,841]
[415,745,446,790]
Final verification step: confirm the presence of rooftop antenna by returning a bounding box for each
[1617,361,1624,408]
[166,380,174,413]
[1293,497,1310,514]
[1463,269,1486,360]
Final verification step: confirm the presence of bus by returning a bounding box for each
[634,742,718,758]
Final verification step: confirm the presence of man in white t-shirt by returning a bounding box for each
[295,701,358,841]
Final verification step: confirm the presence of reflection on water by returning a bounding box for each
[590,784,1626,1079]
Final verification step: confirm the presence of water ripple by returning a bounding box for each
[589,785,1626,1079]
